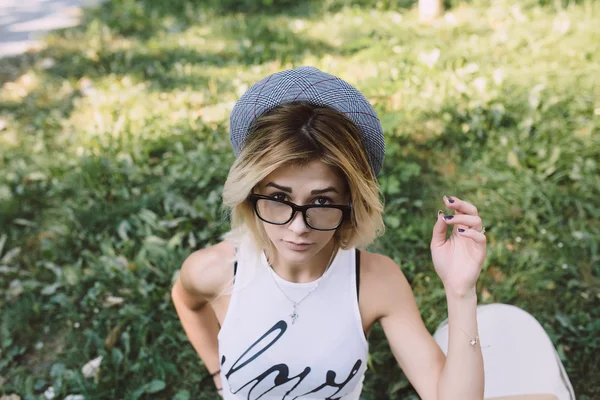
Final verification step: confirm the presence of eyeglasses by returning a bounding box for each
[247,194,352,231]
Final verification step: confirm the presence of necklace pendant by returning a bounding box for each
[290,304,299,324]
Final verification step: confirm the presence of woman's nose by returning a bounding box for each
[288,210,311,234]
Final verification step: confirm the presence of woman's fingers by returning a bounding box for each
[434,196,486,247]
[444,195,478,216]
[456,227,487,244]
[442,214,483,231]
[431,210,449,249]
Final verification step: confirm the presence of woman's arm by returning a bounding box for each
[170,242,233,394]
[363,253,445,400]
[369,255,483,400]
[436,289,484,400]
[371,195,486,399]
[171,278,222,375]
[430,195,487,399]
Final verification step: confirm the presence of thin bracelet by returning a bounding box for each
[459,326,480,346]
[200,368,222,386]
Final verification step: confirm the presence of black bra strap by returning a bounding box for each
[355,249,360,301]
[233,261,238,283]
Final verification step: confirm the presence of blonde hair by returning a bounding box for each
[221,102,385,262]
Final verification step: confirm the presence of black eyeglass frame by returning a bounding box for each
[247,194,352,231]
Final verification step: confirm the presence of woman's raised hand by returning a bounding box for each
[430,195,487,298]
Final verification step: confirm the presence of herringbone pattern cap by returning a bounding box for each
[229,66,385,177]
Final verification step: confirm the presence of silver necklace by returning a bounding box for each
[268,246,337,325]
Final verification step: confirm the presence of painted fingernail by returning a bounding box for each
[445,196,455,203]
[443,215,454,220]
[458,228,465,232]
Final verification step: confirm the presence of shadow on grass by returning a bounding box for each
[1,3,341,93]
[35,33,338,91]
[90,0,419,39]
[0,0,421,87]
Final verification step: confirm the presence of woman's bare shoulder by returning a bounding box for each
[177,240,236,302]
[358,249,413,316]
[359,249,403,281]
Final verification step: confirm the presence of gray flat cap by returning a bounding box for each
[229,66,385,177]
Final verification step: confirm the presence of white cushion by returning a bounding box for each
[433,303,575,400]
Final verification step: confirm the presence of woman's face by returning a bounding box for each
[254,159,350,266]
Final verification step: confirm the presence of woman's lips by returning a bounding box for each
[283,240,313,251]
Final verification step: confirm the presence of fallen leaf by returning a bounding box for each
[105,324,123,351]
[481,288,492,301]
[0,395,22,400]
[488,266,506,283]
[507,151,521,169]
[43,386,55,400]
[82,356,103,378]
[103,295,125,307]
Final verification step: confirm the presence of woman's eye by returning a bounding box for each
[313,197,332,205]
[271,193,287,201]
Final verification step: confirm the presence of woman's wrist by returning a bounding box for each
[443,284,477,301]
[212,373,223,394]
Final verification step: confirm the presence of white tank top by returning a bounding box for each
[217,233,368,399]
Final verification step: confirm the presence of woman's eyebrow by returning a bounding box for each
[265,182,339,195]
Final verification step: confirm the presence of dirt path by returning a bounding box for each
[0,0,103,58]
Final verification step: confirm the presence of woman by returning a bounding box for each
[171,67,575,399]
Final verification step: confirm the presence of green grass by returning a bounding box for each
[1,0,599,398]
